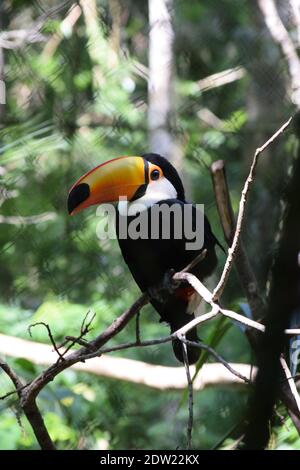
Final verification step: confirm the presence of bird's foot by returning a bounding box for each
[148,269,180,303]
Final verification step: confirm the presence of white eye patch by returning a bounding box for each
[118,177,177,216]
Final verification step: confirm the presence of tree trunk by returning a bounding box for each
[148,0,181,167]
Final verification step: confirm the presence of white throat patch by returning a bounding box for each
[118,177,177,216]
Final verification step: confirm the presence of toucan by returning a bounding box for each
[67,153,221,364]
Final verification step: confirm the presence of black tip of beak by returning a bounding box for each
[67,183,90,214]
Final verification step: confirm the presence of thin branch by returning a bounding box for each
[0,1,73,49]
[212,116,293,301]
[258,0,300,107]
[0,118,294,449]
[181,339,193,450]
[210,159,265,320]
[78,308,225,361]
[42,3,82,57]
[289,0,300,46]
[280,357,300,414]
[180,338,251,385]
[135,311,141,344]
[285,328,300,336]
[198,108,224,130]
[60,310,96,356]
[0,333,255,391]
[174,272,265,333]
[28,322,64,362]
[63,336,92,349]
[197,66,246,92]
[0,212,57,225]
[2,239,299,448]
[210,152,300,433]
[174,271,300,337]
[21,293,149,405]
[0,358,23,391]
[180,249,207,274]
[80,334,173,358]
[0,384,29,401]
[243,117,300,447]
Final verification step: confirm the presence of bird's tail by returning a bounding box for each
[169,314,201,364]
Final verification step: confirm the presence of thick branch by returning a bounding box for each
[22,400,56,451]
[0,357,55,450]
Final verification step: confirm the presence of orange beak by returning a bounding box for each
[67,156,148,215]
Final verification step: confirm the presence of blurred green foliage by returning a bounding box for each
[0,0,299,450]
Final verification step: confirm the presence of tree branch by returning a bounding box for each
[181,339,193,450]
[0,212,57,225]
[212,116,292,301]
[243,115,300,448]
[197,66,246,92]
[0,340,255,395]
[210,159,265,320]
[0,113,295,449]
[0,357,56,450]
[258,0,300,107]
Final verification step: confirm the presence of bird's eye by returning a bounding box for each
[150,169,160,181]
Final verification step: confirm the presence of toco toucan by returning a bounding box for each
[67,153,221,364]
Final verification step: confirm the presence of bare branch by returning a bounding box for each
[210,159,265,320]
[0,358,23,391]
[280,357,300,414]
[42,3,82,57]
[180,338,251,385]
[28,322,64,362]
[0,212,57,225]
[210,148,300,434]
[0,1,74,50]
[243,118,300,447]
[135,311,141,344]
[0,117,295,449]
[197,66,246,92]
[0,30,46,49]
[0,333,255,391]
[181,339,193,450]
[21,400,56,451]
[180,249,207,274]
[60,310,96,356]
[289,0,300,46]
[173,272,300,337]
[0,357,55,450]
[174,272,264,333]
[20,293,148,405]
[212,117,293,301]
[258,0,300,107]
